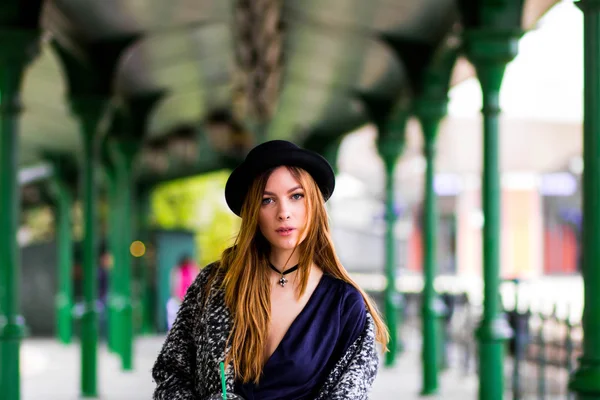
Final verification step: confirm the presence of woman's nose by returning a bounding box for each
[277,205,291,220]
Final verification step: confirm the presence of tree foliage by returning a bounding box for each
[151,170,240,266]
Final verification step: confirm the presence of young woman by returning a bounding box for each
[152,140,389,400]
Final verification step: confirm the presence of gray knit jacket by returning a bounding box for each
[152,263,380,400]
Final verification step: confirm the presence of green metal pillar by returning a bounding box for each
[105,164,120,354]
[323,138,342,175]
[464,32,517,400]
[136,186,154,335]
[72,98,106,398]
[415,98,447,395]
[111,140,137,371]
[117,93,162,339]
[376,111,408,367]
[0,31,37,400]
[569,1,600,398]
[52,172,74,345]
[321,137,341,214]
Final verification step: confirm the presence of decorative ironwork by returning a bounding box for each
[233,0,284,124]
[401,282,583,400]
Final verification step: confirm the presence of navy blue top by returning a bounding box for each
[234,274,367,400]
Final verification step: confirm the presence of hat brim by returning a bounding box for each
[225,148,335,217]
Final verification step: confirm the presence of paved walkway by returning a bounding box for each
[20,335,478,400]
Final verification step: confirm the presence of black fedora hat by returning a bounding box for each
[225,140,335,216]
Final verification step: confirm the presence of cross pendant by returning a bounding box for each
[278,276,288,287]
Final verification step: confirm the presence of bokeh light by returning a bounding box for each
[130,241,146,257]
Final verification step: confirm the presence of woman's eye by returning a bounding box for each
[262,198,273,205]
[292,193,304,200]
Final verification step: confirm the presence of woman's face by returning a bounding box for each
[258,166,308,253]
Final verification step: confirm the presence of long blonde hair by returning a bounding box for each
[220,166,389,384]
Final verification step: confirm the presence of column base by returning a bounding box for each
[79,394,100,399]
[80,302,100,399]
[107,294,121,353]
[140,286,154,335]
[569,360,600,398]
[396,296,405,356]
[56,293,72,344]
[0,317,27,400]
[421,295,446,326]
[421,296,445,395]
[475,314,512,341]
[420,388,439,396]
[80,303,100,335]
[0,316,26,340]
[383,291,404,367]
[116,302,134,371]
[476,315,512,400]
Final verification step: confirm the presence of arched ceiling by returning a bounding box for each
[10,0,559,188]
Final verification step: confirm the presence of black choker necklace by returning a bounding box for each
[269,263,299,287]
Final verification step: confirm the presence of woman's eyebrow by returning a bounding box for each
[263,185,303,196]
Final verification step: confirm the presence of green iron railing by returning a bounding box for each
[422,285,582,399]
[390,279,582,400]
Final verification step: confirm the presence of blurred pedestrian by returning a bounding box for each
[166,254,199,330]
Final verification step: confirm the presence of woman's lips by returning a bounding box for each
[276,228,295,236]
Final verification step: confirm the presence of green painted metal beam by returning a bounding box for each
[109,139,138,371]
[464,27,521,400]
[415,98,446,396]
[569,1,600,398]
[71,97,108,399]
[414,44,457,396]
[459,1,526,398]
[50,164,75,345]
[104,164,120,354]
[0,30,39,400]
[375,108,408,368]
[100,112,123,355]
[303,133,343,175]
[135,186,153,335]
[360,93,411,368]
[0,62,25,400]
[104,94,160,367]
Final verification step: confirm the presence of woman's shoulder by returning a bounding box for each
[200,260,221,276]
[321,274,369,350]
[188,261,222,292]
[195,261,218,281]
[322,274,367,316]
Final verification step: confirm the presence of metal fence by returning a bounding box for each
[508,305,582,399]
[399,285,583,400]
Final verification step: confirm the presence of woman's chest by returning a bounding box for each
[263,291,343,381]
[265,290,313,359]
[246,303,344,398]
